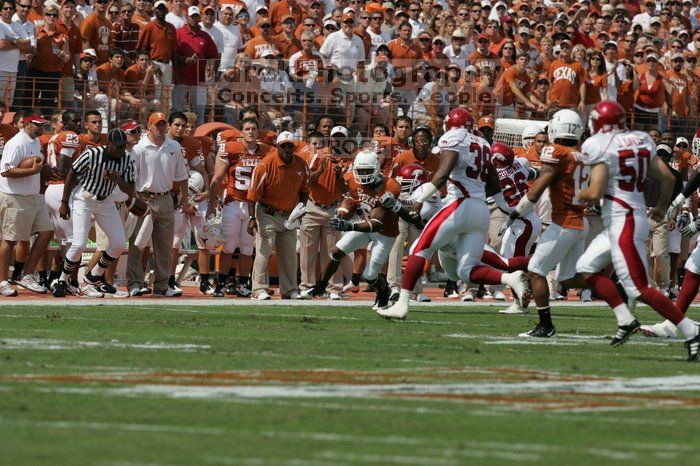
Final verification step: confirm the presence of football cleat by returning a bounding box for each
[502,270,530,307]
[444,280,460,298]
[493,290,506,301]
[16,274,47,293]
[414,293,431,302]
[519,323,556,338]
[212,283,226,298]
[52,280,68,298]
[377,301,408,320]
[372,286,391,311]
[300,282,326,299]
[499,301,529,314]
[580,289,592,302]
[235,282,252,297]
[328,292,342,300]
[389,288,400,302]
[687,329,700,362]
[342,282,360,293]
[610,320,641,347]
[84,273,117,295]
[199,281,215,295]
[461,291,474,302]
[0,280,18,297]
[253,291,271,300]
[640,320,679,338]
[225,282,237,295]
[129,288,143,297]
[81,284,104,298]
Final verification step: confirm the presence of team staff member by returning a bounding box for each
[135,1,176,105]
[299,131,345,300]
[54,129,134,298]
[126,112,192,297]
[247,131,309,300]
[166,111,211,294]
[0,115,55,297]
[208,118,276,298]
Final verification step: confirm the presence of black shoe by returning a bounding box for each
[610,320,641,347]
[199,281,214,295]
[53,280,68,298]
[518,323,556,338]
[364,283,376,293]
[85,273,117,294]
[375,286,390,310]
[225,281,237,295]
[687,329,700,362]
[212,283,226,297]
[389,291,399,302]
[444,280,458,298]
[306,282,327,298]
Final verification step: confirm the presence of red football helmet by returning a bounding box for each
[491,142,515,169]
[588,100,626,135]
[396,163,429,196]
[444,107,474,131]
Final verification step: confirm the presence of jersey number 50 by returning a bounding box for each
[465,142,491,182]
[618,148,650,192]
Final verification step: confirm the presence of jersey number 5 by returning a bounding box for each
[618,148,650,192]
[234,166,253,190]
[465,142,490,182]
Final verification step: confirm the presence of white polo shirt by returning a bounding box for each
[131,135,188,194]
[0,18,26,73]
[319,29,366,72]
[0,130,44,195]
[214,21,243,71]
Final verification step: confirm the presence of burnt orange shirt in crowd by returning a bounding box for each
[498,66,531,106]
[124,64,156,99]
[617,79,635,111]
[635,71,665,109]
[670,149,698,177]
[272,33,302,59]
[372,136,409,174]
[547,59,585,108]
[248,152,310,212]
[344,175,402,237]
[135,20,177,61]
[220,141,277,203]
[32,28,67,73]
[303,149,345,206]
[57,19,82,77]
[539,143,586,230]
[80,12,112,64]
[79,133,109,151]
[584,72,607,106]
[665,69,690,116]
[243,36,278,59]
[95,63,125,94]
[171,135,203,194]
[132,11,151,29]
[269,1,303,34]
[0,124,19,157]
[388,38,423,84]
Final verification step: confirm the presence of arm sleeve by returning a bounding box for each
[72,150,92,174]
[247,163,268,202]
[123,156,135,184]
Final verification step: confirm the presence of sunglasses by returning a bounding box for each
[360,16,370,20]
[372,17,383,21]
[96,0,108,4]
[45,12,58,17]
[635,52,644,57]
[419,37,430,41]
[590,57,601,61]
[409,9,420,13]
[433,41,444,46]
[109,10,119,15]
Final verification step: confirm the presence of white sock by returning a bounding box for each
[398,289,411,306]
[612,304,636,326]
[90,264,106,277]
[59,272,71,282]
[677,318,698,340]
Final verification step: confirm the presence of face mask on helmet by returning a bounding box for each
[396,164,428,196]
[352,150,382,185]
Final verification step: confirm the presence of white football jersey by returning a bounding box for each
[437,128,491,201]
[497,157,533,213]
[581,130,656,216]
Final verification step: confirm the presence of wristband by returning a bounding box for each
[514,195,536,217]
[672,193,687,206]
[416,182,439,203]
[127,197,136,209]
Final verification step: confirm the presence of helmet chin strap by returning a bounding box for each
[366,173,383,190]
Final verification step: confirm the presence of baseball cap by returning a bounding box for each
[646,53,659,61]
[341,12,355,22]
[120,121,142,134]
[657,143,673,156]
[671,52,684,60]
[154,0,167,10]
[256,5,268,12]
[22,114,48,125]
[80,51,95,60]
[276,131,296,145]
[432,35,445,44]
[518,26,530,36]
[478,116,495,129]
[452,28,466,38]
[650,17,661,25]
[148,112,168,124]
[108,128,128,147]
[677,137,690,146]
[281,13,295,23]
[323,19,338,28]
[477,33,489,41]
[331,126,349,137]
[382,2,395,10]
[187,6,201,16]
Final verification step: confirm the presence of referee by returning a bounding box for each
[54,129,135,298]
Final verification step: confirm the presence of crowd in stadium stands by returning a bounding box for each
[2,0,700,315]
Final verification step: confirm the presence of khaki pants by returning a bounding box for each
[126,194,174,294]
[387,217,421,292]
[299,201,342,292]
[252,206,298,298]
[647,215,670,289]
[487,203,508,254]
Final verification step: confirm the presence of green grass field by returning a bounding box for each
[1,302,699,466]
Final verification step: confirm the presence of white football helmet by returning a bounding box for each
[548,109,583,143]
[188,170,205,203]
[692,129,700,158]
[521,125,541,147]
[352,150,381,185]
[199,209,224,249]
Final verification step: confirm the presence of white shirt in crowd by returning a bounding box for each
[214,20,243,71]
[605,58,626,101]
[131,136,188,194]
[0,130,44,196]
[11,13,35,62]
[410,81,449,118]
[366,28,391,61]
[319,30,366,72]
[409,18,425,38]
[76,3,93,20]
[444,44,473,70]
[166,12,186,29]
[0,17,28,73]
[202,24,225,58]
[244,0,266,24]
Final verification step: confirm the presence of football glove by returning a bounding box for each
[681,218,700,238]
[380,192,401,212]
[498,217,514,237]
[667,193,687,221]
[330,216,354,231]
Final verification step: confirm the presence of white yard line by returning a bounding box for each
[0,338,210,351]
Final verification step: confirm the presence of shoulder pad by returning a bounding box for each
[580,137,610,166]
[438,129,469,149]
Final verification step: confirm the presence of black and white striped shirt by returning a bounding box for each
[72,146,135,199]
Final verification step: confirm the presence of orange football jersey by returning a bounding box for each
[171,135,204,194]
[539,143,588,230]
[46,131,81,185]
[344,175,402,237]
[219,140,277,203]
[372,136,409,174]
